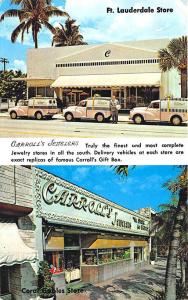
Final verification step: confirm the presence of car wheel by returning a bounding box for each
[95,113,105,123]
[10,111,17,119]
[171,115,182,126]
[133,114,144,124]
[65,113,74,121]
[35,111,43,120]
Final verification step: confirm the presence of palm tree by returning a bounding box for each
[158,36,187,98]
[0,0,69,48]
[163,166,188,300]
[52,18,87,47]
[113,165,129,177]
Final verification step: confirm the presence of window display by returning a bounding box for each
[134,247,143,263]
[44,251,64,274]
[113,247,131,260]
[98,248,112,264]
[82,247,132,265]
[82,249,98,265]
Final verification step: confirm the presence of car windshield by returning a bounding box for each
[148,102,159,109]
[78,100,87,107]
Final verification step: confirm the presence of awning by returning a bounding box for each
[0,222,37,267]
[51,73,161,88]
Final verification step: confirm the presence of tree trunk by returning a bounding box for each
[181,68,187,98]
[180,257,186,286]
[165,187,187,300]
[34,30,38,48]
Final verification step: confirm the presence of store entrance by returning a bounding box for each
[64,234,81,283]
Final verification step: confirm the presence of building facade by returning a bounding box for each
[0,166,150,299]
[0,166,37,300]
[34,168,150,286]
[27,38,181,109]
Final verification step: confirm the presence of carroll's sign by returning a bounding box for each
[35,169,149,235]
[42,181,113,219]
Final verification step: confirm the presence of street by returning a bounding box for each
[0,115,187,138]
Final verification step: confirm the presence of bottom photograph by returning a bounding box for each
[0,165,187,300]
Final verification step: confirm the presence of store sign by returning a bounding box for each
[42,181,113,219]
[35,169,149,236]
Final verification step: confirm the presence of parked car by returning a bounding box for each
[8,97,60,120]
[129,98,188,125]
[63,97,112,122]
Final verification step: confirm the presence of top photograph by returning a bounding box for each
[0,0,187,138]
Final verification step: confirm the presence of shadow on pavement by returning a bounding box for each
[86,261,167,300]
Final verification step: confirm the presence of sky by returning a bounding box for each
[37,165,181,212]
[0,0,187,72]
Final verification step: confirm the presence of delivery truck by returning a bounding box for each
[129,98,188,125]
[8,97,59,120]
[63,97,112,122]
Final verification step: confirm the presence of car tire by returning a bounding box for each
[171,115,182,126]
[65,113,74,121]
[10,111,17,119]
[95,113,105,123]
[133,114,144,124]
[35,111,43,120]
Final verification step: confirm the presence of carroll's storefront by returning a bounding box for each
[27,39,181,110]
[34,168,150,284]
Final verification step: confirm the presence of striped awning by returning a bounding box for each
[0,222,37,267]
[51,73,161,88]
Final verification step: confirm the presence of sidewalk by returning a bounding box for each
[60,259,167,300]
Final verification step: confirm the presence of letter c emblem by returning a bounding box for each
[105,50,111,57]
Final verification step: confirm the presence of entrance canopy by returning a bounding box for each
[51,73,161,88]
[0,222,37,267]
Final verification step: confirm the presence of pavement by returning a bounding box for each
[58,258,167,300]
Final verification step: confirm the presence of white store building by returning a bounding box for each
[26,38,181,109]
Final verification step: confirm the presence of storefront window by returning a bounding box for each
[98,249,112,264]
[134,247,143,263]
[36,87,45,97]
[0,266,10,295]
[46,87,54,97]
[113,247,131,260]
[125,87,159,108]
[28,87,36,98]
[82,249,98,265]
[64,234,79,247]
[44,251,64,274]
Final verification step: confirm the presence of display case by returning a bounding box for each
[113,247,131,261]
[98,248,112,264]
[44,251,64,274]
[82,249,98,265]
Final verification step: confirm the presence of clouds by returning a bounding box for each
[65,0,187,43]
[12,59,26,72]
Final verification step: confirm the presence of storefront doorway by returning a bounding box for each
[64,234,81,283]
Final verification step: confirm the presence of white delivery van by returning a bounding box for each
[129,98,188,125]
[63,97,112,122]
[9,97,60,120]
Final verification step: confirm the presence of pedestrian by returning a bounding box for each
[110,95,120,124]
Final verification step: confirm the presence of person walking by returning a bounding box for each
[110,95,120,124]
